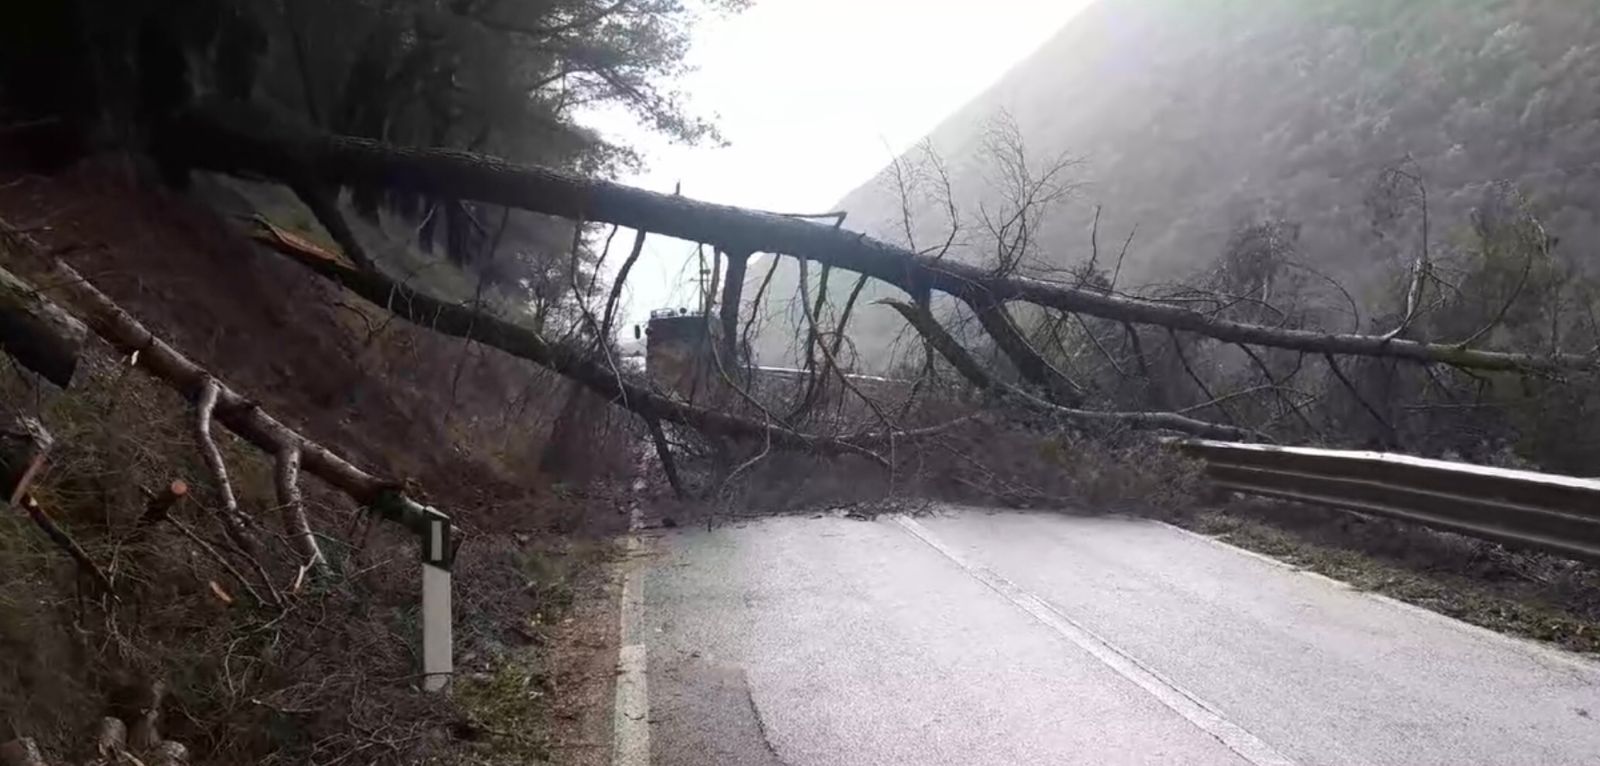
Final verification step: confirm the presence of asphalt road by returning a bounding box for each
[617,508,1600,765]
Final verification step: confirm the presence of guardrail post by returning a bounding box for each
[420,509,453,692]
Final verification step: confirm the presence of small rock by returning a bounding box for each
[146,740,190,766]
[94,716,127,758]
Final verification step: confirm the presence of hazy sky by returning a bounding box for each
[585,0,1093,332]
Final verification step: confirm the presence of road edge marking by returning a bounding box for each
[1151,519,1600,677]
[613,505,650,766]
[893,515,1300,766]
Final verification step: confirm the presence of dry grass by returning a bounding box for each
[1183,499,1600,654]
[0,163,632,764]
[1,341,628,765]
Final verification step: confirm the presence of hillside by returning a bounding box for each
[749,0,1600,369]
[0,163,628,764]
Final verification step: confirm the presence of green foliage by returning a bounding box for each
[0,0,742,326]
[1406,184,1600,471]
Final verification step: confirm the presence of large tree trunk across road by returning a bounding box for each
[166,104,1593,375]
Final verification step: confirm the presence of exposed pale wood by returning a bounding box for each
[193,378,282,601]
[274,446,327,572]
[138,480,189,526]
[194,380,249,533]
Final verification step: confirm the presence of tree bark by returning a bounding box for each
[274,446,326,572]
[600,228,647,343]
[0,263,87,387]
[879,299,1259,441]
[1,415,50,505]
[37,259,396,502]
[877,299,995,390]
[192,378,282,600]
[646,416,686,499]
[967,295,1085,406]
[717,249,750,366]
[165,105,1594,374]
[245,225,894,464]
[9,252,454,545]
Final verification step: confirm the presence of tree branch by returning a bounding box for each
[879,299,1259,441]
[967,294,1085,406]
[165,105,1593,374]
[717,249,749,365]
[241,222,893,464]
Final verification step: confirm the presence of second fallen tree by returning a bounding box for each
[878,299,1262,442]
[0,224,446,549]
[246,230,898,465]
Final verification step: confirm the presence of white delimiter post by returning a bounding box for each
[421,513,453,692]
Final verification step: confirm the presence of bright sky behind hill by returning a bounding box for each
[581,0,1093,335]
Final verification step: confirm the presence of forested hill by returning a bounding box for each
[749,0,1600,369]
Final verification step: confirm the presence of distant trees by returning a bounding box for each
[0,0,743,326]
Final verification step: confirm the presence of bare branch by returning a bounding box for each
[1324,353,1396,442]
[1237,343,1318,434]
[20,494,116,598]
[1166,329,1237,425]
[274,446,326,576]
[600,228,648,342]
[646,416,685,499]
[169,105,1596,373]
[880,299,1259,441]
[718,249,750,365]
[968,295,1086,406]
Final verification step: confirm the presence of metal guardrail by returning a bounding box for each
[1177,440,1600,563]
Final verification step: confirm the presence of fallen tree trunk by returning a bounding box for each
[717,249,750,366]
[879,299,1261,442]
[0,263,87,387]
[39,261,393,501]
[167,105,1594,374]
[246,228,894,465]
[0,225,449,540]
[967,295,1085,406]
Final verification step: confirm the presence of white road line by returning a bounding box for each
[614,505,650,766]
[894,515,1300,766]
[1152,520,1600,678]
